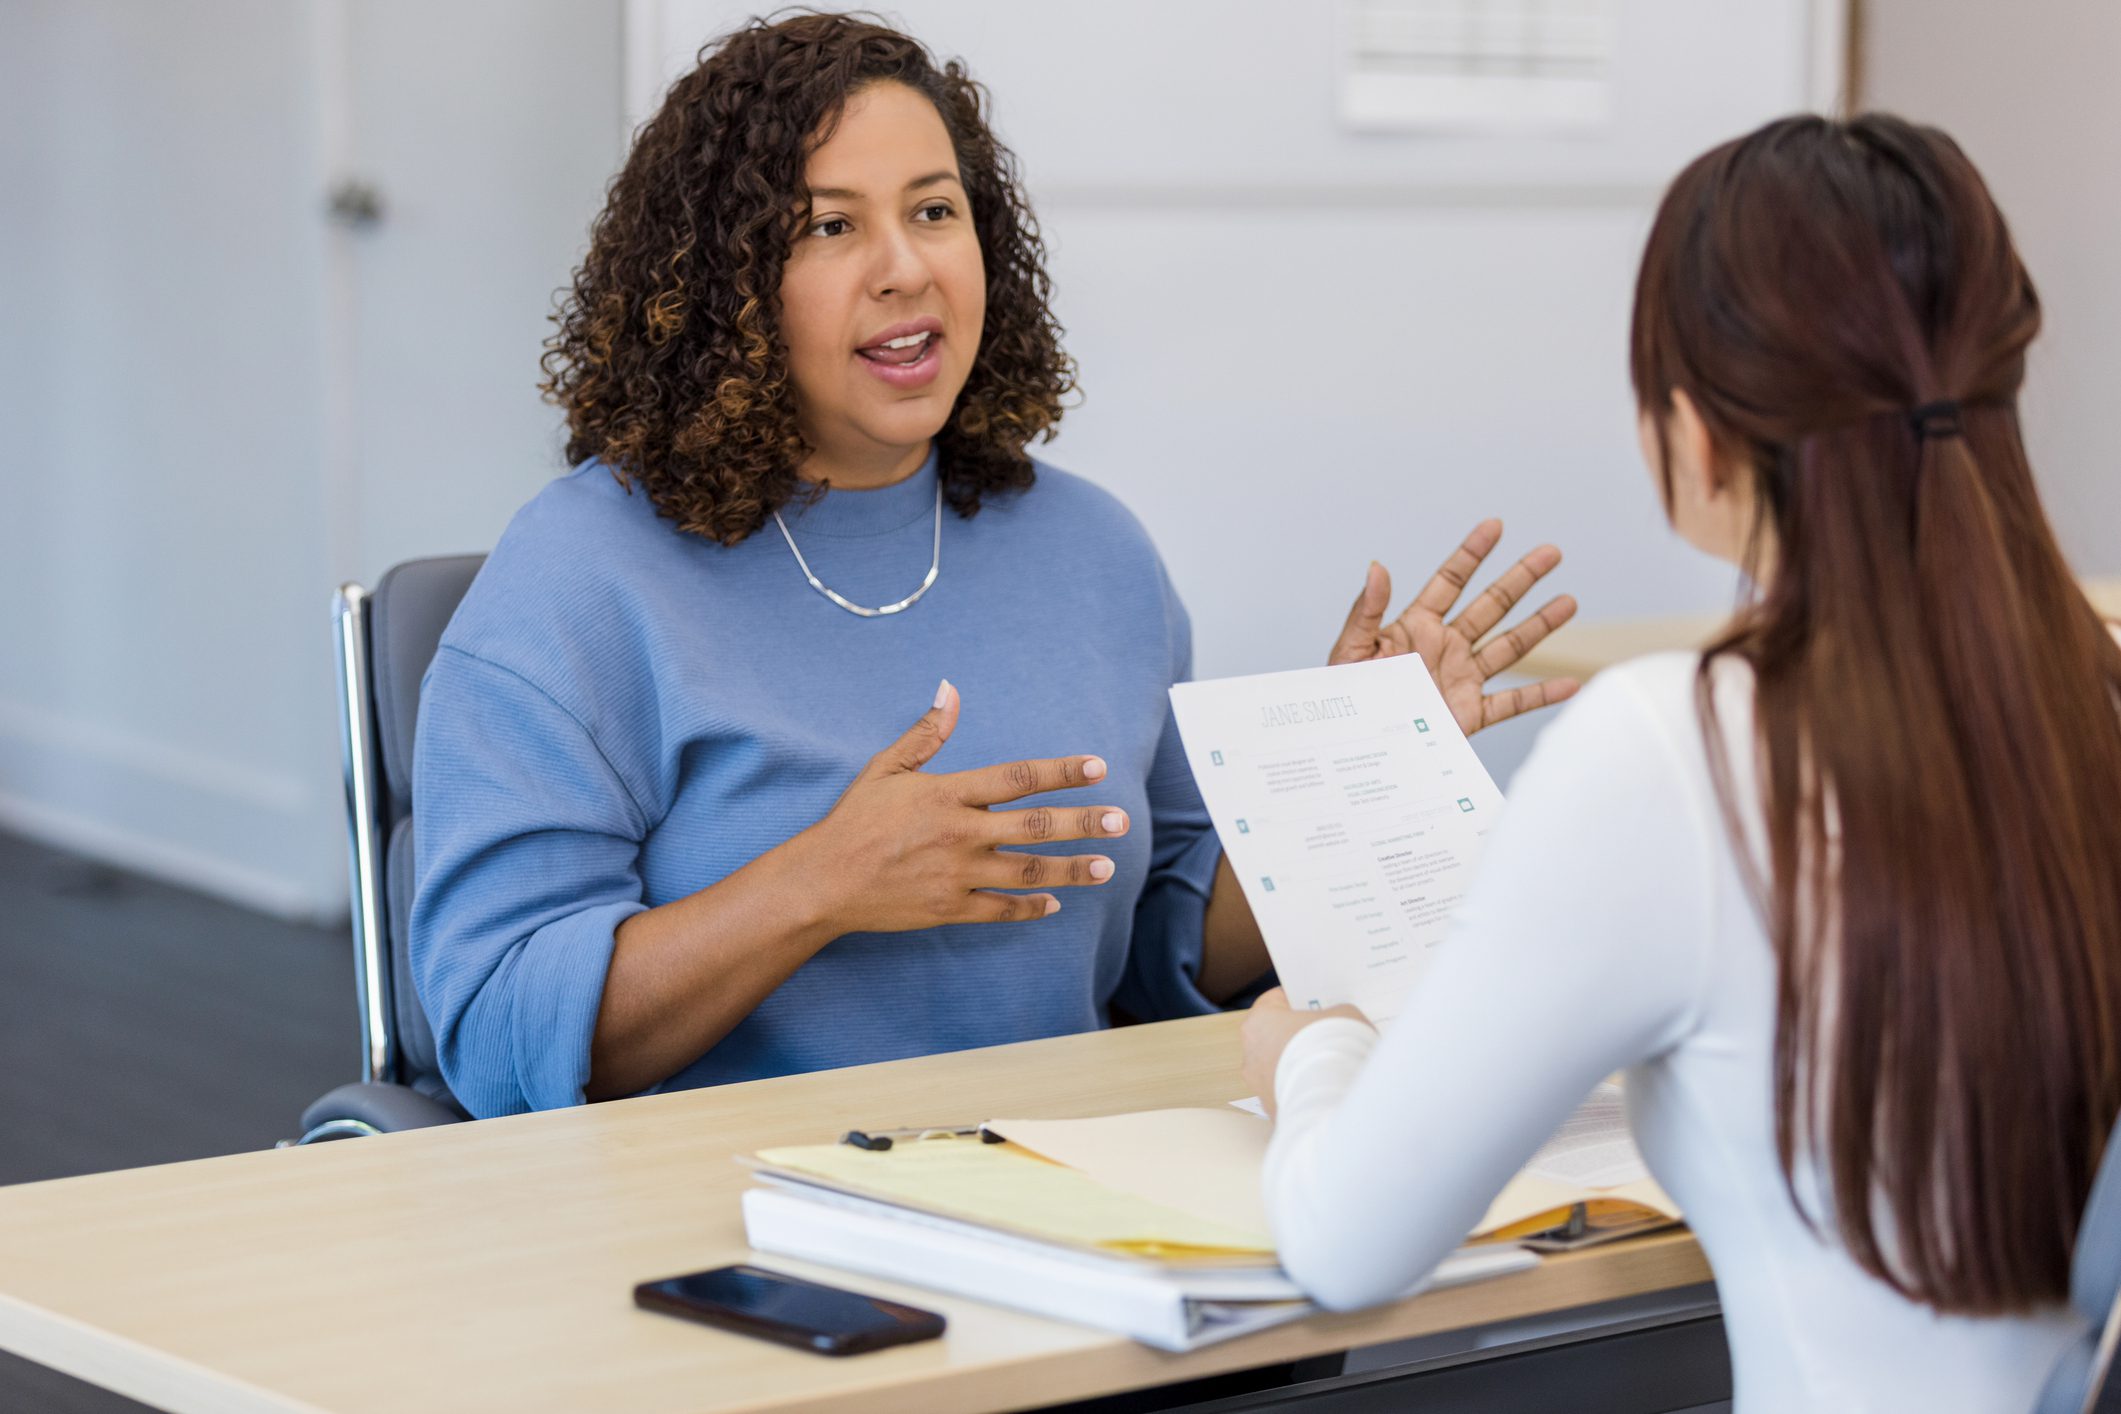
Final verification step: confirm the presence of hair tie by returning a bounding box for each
[1908,399,1964,440]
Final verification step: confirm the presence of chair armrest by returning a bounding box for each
[300,1081,466,1136]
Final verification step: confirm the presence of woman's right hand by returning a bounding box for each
[797,680,1131,934]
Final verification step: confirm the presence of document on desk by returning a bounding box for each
[1170,654,1503,1022]
[742,1108,1544,1352]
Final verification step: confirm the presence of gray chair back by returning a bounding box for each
[333,556,485,1102]
[2038,1119,2121,1413]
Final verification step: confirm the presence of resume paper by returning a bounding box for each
[1170,654,1503,1022]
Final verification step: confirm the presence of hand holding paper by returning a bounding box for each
[1238,988,1372,1116]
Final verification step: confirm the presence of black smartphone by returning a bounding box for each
[633,1264,946,1356]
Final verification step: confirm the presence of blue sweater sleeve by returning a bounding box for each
[409,646,650,1117]
[1113,563,1234,1021]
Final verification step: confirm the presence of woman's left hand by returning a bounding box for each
[1239,987,1372,1118]
[1326,520,1580,736]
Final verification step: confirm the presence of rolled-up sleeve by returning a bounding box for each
[409,646,650,1117]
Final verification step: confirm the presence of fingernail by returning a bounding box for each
[1090,858,1115,881]
[1043,897,1060,916]
[1102,811,1127,834]
[1083,757,1107,780]
[933,679,952,710]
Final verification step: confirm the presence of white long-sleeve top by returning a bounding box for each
[1263,652,2085,1413]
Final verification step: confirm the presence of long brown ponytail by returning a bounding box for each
[1631,113,2121,1313]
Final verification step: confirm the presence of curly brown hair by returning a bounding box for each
[539,11,1075,546]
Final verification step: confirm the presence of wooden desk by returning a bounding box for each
[1518,576,2121,684]
[0,1013,1708,1414]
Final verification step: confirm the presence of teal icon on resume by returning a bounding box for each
[1414,717,1430,733]
[1235,818,1250,834]
[1211,750,1225,766]
[1457,797,1475,812]
[1261,876,1275,892]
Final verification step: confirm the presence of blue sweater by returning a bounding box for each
[410,452,1226,1117]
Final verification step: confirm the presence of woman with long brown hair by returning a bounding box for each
[1240,113,2121,1409]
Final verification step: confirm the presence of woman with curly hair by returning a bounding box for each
[409,12,1575,1117]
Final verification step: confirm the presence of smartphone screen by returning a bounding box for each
[633,1264,946,1355]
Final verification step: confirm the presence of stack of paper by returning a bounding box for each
[740,1108,1538,1351]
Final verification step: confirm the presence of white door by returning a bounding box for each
[322,0,628,586]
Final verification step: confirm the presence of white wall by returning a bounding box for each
[1,2,337,914]
[51,1,2086,920]
[634,0,1838,776]
[0,1,623,919]
[1862,0,2121,580]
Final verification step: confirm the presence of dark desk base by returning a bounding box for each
[1041,1293,1730,1414]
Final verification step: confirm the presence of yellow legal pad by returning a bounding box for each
[749,1136,1277,1265]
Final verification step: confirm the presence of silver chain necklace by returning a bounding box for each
[771,481,942,618]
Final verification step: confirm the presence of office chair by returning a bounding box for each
[2038,1117,2121,1413]
[289,557,486,1143]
